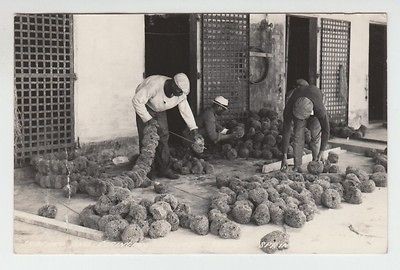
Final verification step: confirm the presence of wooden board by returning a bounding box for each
[14,210,104,241]
[262,147,345,173]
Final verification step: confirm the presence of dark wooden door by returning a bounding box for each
[369,24,387,121]
[286,16,318,92]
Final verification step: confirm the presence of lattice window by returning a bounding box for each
[14,14,75,167]
[201,14,249,119]
[320,18,351,124]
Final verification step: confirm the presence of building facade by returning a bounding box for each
[14,13,387,166]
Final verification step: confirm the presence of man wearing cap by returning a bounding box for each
[280,84,330,172]
[195,96,237,148]
[132,73,200,179]
[285,79,310,103]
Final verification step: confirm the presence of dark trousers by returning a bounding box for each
[136,108,171,175]
[293,116,321,167]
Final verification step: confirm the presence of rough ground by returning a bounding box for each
[14,151,387,254]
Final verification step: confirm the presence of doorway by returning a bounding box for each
[368,23,387,122]
[286,16,318,97]
[145,14,197,142]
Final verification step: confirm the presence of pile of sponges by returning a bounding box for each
[170,156,215,175]
[208,151,386,230]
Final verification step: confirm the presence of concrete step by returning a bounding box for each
[328,137,386,155]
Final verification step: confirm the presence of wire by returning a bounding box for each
[168,131,207,150]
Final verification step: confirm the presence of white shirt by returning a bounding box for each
[132,75,198,130]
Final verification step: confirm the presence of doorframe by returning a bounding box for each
[188,14,198,115]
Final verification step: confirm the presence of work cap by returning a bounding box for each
[296,79,309,87]
[213,96,229,110]
[173,73,190,95]
[293,97,313,120]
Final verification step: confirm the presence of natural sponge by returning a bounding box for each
[284,208,306,228]
[154,194,179,210]
[344,187,363,204]
[94,195,113,216]
[269,203,286,225]
[121,224,144,244]
[166,212,180,231]
[189,215,209,235]
[231,201,253,224]
[98,214,121,232]
[298,202,317,221]
[104,219,129,241]
[327,152,339,163]
[308,184,324,205]
[260,230,289,254]
[321,189,341,209]
[252,203,271,225]
[307,161,324,175]
[210,216,229,235]
[149,201,172,220]
[153,181,168,194]
[226,148,238,160]
[38,204,57,219]
[248,187,268,205]
[128,203,147,223]
[328,164,340,173]
[218,221,241,239]
[216,174,230,188]
[370,172,387,187]
[372,164,386,173]
[210,194,231,214]
[360,180,376,193]
[148,220,172,238]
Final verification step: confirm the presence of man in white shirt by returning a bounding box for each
[132,73,199,179]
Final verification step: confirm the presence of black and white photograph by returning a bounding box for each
[10,11,390,255]
[1,1,399,266]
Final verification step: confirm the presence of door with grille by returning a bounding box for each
[320,18,351,124]
[201,14,249,119]
[14,14,75,167]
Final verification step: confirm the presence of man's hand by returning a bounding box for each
[191,133,205,154]
[280,155,288,172]
[146,118,158,127]
[189,128,201,140]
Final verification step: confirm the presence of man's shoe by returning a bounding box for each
[163,170,180,179]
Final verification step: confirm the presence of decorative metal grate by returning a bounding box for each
[201,14,249,119]
[320,18,351,124]
[14,14,75,167]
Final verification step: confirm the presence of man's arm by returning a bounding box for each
[215,122,224,133]
[318,113,330,152]
[281,101,294,155]
[202,111,221,143]
[132,85,154,123]
[281,115,293,155]
[178,98,198,131]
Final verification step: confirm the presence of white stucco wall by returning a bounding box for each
[317,14,386,128]
[73,14,144,143]
[290,13,387,128]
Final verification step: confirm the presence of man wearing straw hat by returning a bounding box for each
[195,96,238,147]
[132,73,200,179]
[280,84,330,172]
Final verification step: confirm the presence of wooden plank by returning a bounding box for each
[262,147,345,173]
[14,210,104,241]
